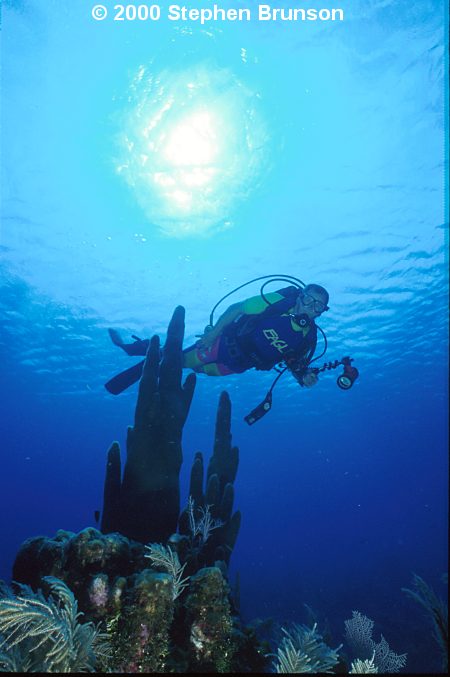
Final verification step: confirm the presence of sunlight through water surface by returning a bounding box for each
[116,61,269,237]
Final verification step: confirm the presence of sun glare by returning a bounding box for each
[164,112,217,167]
[117,62,269,237]
[154,110,219,210]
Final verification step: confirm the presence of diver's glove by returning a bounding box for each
[300,369,319,387]
[285,357,318,388]
[108,328,150,356]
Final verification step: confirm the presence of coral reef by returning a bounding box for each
[1,304,422,673]
[101,305,196,543]
[344,611,407,673]
[144,543,189,600]
[349,655,378,673]
[273,622,342,673]
[100,306,240,560]
[3,306,265,672]
[106,568,175,672]
[12,528,146,599]
[102,305,241,569]
[185,566,234,672]
[0,577,108,672]
[271,612,409,675]
[5,537,266,672]
[178,391,241,569]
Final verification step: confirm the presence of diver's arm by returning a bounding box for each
[197,303,244,348]
[285,344,319,388]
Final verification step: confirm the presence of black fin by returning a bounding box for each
[104,360,145,395]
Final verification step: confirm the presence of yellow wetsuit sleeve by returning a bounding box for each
[240,291,285,315]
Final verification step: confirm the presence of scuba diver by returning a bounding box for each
[105,275,358,424]
[181,282,328,384]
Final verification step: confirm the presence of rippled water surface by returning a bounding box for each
[1,0,448,671]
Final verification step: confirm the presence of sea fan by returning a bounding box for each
[274,637,312,673]
[0,576,109,672]
[274,622,342,673]
[0,641,32,672]
[402,573,448,670]
[187,496,223,545]
[344,611,406,673]
[350,652,378,673]
[145,543,190,600]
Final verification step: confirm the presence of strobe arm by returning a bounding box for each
[244,356,359,425]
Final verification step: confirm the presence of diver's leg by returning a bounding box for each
[183,357,233,376]
[182,341,235,375]
[182,335,222,370]
[109,328,125,347]
[202,362,234,375]
[183,344,206,370]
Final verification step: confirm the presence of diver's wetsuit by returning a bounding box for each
[105,287,317,394]
[182,286,317,375]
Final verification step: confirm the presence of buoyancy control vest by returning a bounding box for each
[220,286,317,371]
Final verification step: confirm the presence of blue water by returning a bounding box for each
[1,0,448,672]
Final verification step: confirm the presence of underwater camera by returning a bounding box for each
[245,356,359,425]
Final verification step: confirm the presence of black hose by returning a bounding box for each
[208,273,327,399]
[308,325,328,364]
[209,274,305,325]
